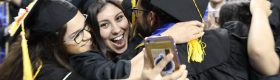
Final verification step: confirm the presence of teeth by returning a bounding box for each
[114,35,123,41]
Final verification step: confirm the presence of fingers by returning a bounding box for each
[163,65,187,80]
[177,70,188,80]
[153,53,174,73]
[187,30,204,41]
[142,48,154,69]
[187,20,203,27]
[192,27,203,34]
[193,32,205,39]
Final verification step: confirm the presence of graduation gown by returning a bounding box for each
[121,21,250,80]
[37,60,86,80]
[173,21,249,80]
[69,35,142,80]
[69,51,131,80]
[270,0,280,56]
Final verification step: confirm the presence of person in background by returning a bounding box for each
[204,0,225,30]
[248,0,280,79]
[219,0,280,79]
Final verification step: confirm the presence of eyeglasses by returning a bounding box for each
[72,14,90,44]
[132,7,148,15]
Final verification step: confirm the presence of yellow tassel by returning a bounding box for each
[7,0,38,79]
[21,32,33,80]
[21,20,33,80]
[186,0,207,63]
[33,60,42,79]
[187,38,206,63]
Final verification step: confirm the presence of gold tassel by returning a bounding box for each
[187,0,207,63]
[8,0,38,79]
[187,38,206,63]
[21,20,33,80]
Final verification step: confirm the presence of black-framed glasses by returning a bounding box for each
[72,14,89,44]
[132,7,148,15]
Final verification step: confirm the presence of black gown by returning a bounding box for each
[174,21,250,80]
[270,0,280,56]
[69,51,131,80]
[37,60,86,80]
[122,21,251,80]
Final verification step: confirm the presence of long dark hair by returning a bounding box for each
[219,1,251,27]
[0,26,70,80]
[86,0,129,59]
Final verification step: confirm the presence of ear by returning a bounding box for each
[147,11,157,27]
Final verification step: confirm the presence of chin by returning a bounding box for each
[114,45,128,54]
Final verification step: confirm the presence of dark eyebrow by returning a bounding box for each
[116,12,123,16]
[98,12,123,24]
[98,20,109,24]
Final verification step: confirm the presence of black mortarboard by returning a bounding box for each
[23,0,78,43]
[122,0,133,22]
[150,0,209,22]
[68,0,97,13]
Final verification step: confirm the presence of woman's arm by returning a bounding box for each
[161,21,204,44]
[248,0,280,76]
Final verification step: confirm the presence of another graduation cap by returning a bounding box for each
[150,0,209,63]
[8,0,78,79]
[69,0,97,13]
[22,0,78,43]
[150,0,209,22]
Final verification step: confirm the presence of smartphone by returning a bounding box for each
[144,36,180,75]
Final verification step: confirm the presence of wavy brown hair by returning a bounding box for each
[0,25,71,80]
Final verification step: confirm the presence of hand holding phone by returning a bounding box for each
[144,36,180,75]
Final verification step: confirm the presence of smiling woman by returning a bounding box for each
[87,0,130,58]
[68,0,189,80]
[97,3,129,55]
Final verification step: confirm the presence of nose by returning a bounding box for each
[82,30,92,42]
[111,22,121,35]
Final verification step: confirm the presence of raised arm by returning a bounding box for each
[248,0,280,76]
[161,21,204,44]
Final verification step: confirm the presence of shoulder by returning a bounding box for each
[37,63,86,80]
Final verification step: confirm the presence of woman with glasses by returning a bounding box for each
[0,0,92,80]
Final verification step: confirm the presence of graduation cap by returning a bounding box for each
[150,0,209,22]
[69,0,97,13]
[23,0,78,43]
[7,0,78,79]
[149,0,209,63]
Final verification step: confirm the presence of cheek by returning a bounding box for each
[65,44,79,53]
[100,28,111,40]
[120,20,129,30]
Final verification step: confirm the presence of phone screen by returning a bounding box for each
[152,48,176,75]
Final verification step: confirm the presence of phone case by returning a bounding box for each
[144,36,180,75]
